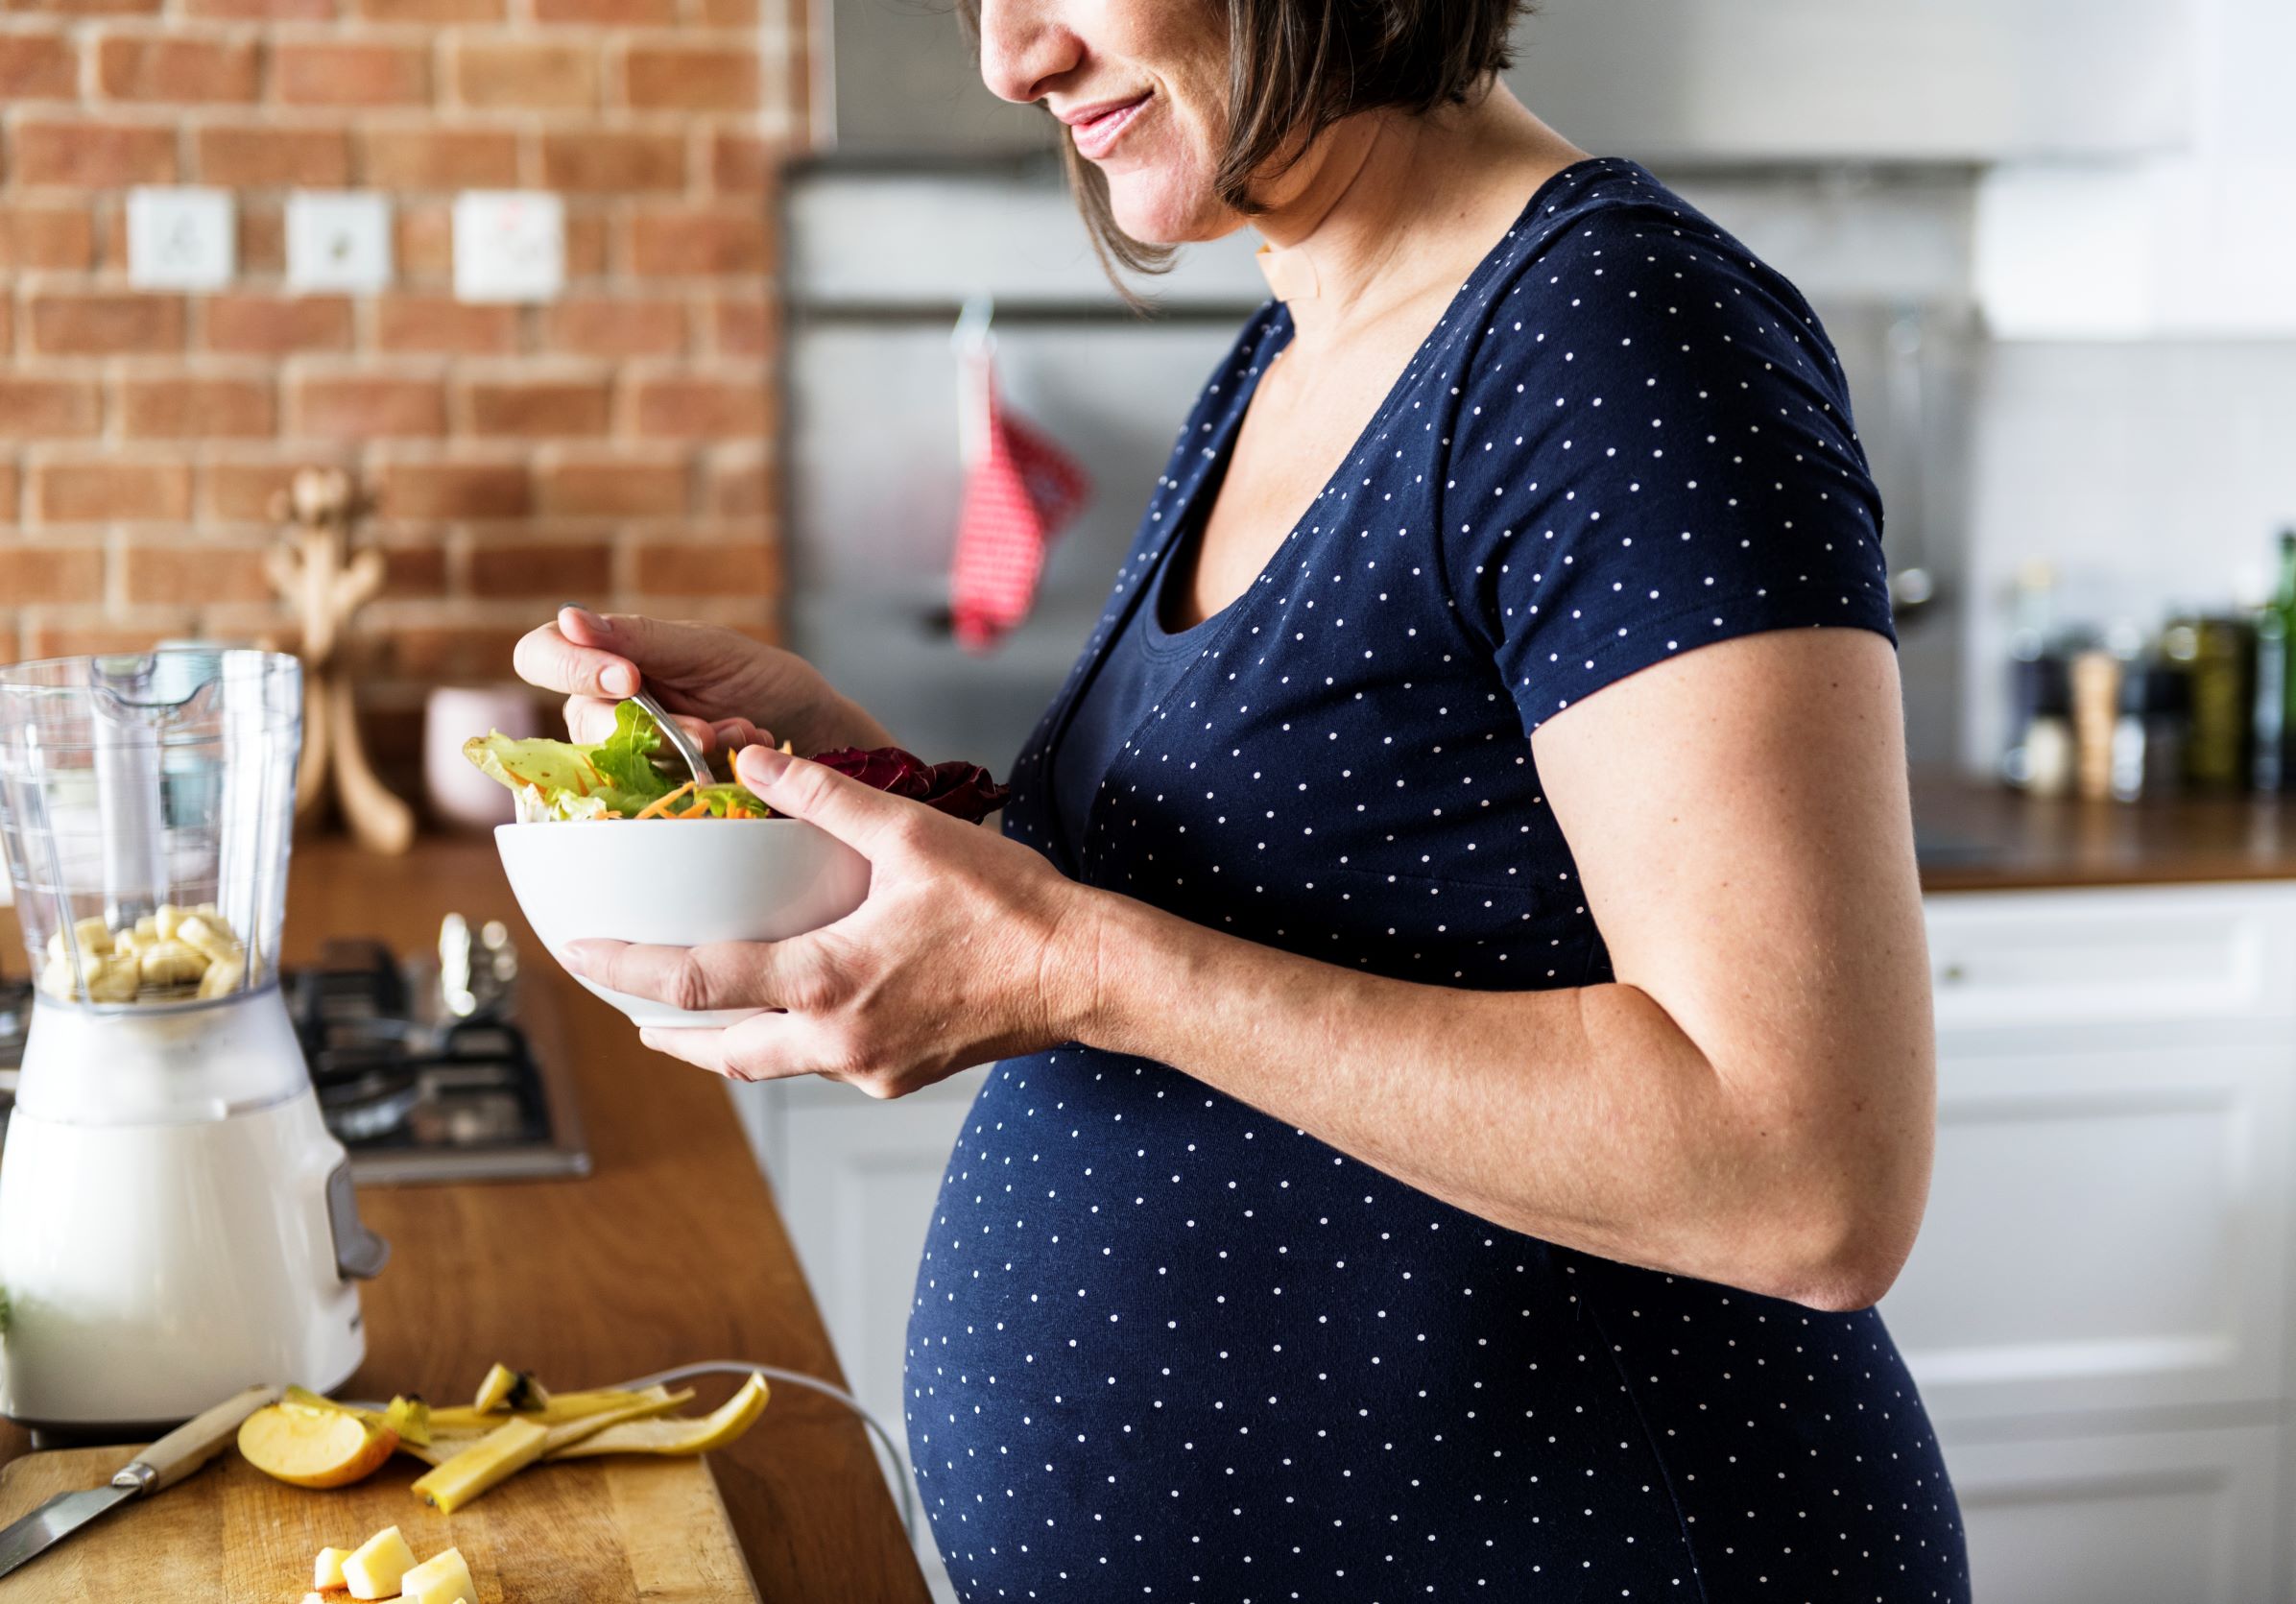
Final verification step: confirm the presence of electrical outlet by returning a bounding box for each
[286,191,393,294]
[127,187,235,291]
[452,191,564,304]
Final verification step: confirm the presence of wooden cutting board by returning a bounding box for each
[0,1445,760,1601]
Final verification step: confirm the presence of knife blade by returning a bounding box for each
[0,1383,280,1582]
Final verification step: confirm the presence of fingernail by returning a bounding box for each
[735,744,789,785]
[604,664,639,697]
[561,602,607,631]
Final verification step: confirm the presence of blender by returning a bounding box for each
[0,650,386,1435]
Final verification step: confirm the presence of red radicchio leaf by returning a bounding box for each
[810,746,1012,824]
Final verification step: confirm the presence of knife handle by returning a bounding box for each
[111,1384,283,1496]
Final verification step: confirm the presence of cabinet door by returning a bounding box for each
[1508,0,2193,163]
[1940,1425,2280,1604]
[1881,1041,2293,1424]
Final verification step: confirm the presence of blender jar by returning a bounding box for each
[0,649,303,1121]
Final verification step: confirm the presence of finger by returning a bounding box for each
[562,938,791,1014]
[562,608,742,684]
[734,746,919,855]
[640,1015,812,1083]
[712,717,775,753]
[514,619,641,701]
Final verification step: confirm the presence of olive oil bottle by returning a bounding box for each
[2254,530,2296,792]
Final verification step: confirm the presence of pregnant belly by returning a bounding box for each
[902,1049,1969,1603]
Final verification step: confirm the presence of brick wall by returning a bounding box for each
[0,0,804,792]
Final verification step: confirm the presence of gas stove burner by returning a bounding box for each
[0,925,588,1185]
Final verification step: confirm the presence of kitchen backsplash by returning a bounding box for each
[1960,338,2296,770]
[0,0,804,773]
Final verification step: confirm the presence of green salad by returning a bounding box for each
[465,701,775,822]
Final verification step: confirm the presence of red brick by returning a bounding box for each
[0,299,12,354]
[3,0,157,13]
[631,374,769,439]
[0,33,77,97]
[120,539,274,603]
[291,375,446,438]
[544,296,685,358]
[236,200,284,274]
[0,378,103,437]
[393,203,454,278]
[467,538,611,597]
[698,0,756,22]
[624,537,776,597]
[381,623,530,682]
[356,0,497,19]
[541,130,685,192]
[0,464,18,523]
[0,204,95,272]
[275,41,429,106]
[119,376,276,439]
[198,454,351,521]
[13,120,178,186]
[0,544,105,606]
[29,293,184,356]
[32,461,192,523]
[361,126,520,188]
[183,0,330,14]
[620,44,757,111]
[376,539,448,598]
[196,123,351,186]
[711,132,772,193]
[711,295,772,358]
[202,293,352,353]
[450,38,595,110]
[630,209,768,276]
[98,35,260,102]
[563,211,609,276]
[536,455,688,517]
[373,296,519,355]
[536,0,672,19]
[460,377,610,438]
[706,452,772,517]
[376,460,530,519]
[200,459,299,521]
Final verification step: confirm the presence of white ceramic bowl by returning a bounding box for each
[495,819,871,1027]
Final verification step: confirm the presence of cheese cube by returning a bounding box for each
[399,1545,477,1604]
[342,1525,418,1600]
[314,1545,352,1589]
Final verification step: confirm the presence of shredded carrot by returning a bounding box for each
[676,800,711,819]
[634,782,697,820]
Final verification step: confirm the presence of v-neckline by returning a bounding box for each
[1037,156,1620,874]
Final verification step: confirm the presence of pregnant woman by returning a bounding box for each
[517,1,1969,1596]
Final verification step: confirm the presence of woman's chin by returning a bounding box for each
[1104,175,1236,248]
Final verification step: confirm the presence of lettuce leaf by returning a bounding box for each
[464,701,682,822]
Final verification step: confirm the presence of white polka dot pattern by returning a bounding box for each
[908,159,1966,1603]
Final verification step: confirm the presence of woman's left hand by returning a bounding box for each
[561,745,1099,1097]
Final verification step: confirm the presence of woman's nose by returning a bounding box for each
[976,0,1084,105]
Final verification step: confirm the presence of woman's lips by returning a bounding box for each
[1068,93,1150,160]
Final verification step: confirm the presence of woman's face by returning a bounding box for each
[976,0,1241,244]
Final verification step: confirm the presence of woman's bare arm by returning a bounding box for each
[1070,627,1934,1309]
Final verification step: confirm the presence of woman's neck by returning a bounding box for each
[1251,87,1584,351]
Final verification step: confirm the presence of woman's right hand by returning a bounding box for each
[513,606,896,757]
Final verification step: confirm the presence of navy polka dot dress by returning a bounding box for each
[906,158,1969,1603]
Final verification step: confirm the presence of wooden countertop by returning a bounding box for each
[0,836,929,1604]
[1914,772,2296,893]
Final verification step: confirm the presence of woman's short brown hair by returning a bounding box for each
[957,0,1529,285]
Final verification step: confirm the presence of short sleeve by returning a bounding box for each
[1440,215,1896,732]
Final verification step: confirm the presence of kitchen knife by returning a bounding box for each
[0,1383,280,1581]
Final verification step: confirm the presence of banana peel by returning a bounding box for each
[427,1386,663,1431]
[399,1386,691,1467]
[281,1386,431,1451]
[469,1362,548,1415]
[407,1388,697,1504]
[545,1374,770,1462]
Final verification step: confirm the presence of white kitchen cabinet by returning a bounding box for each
[1893,880,2296,1600]
[740,880,2296,1600]
[1942,1424,2282,1604]
[1508,0,2195,165]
